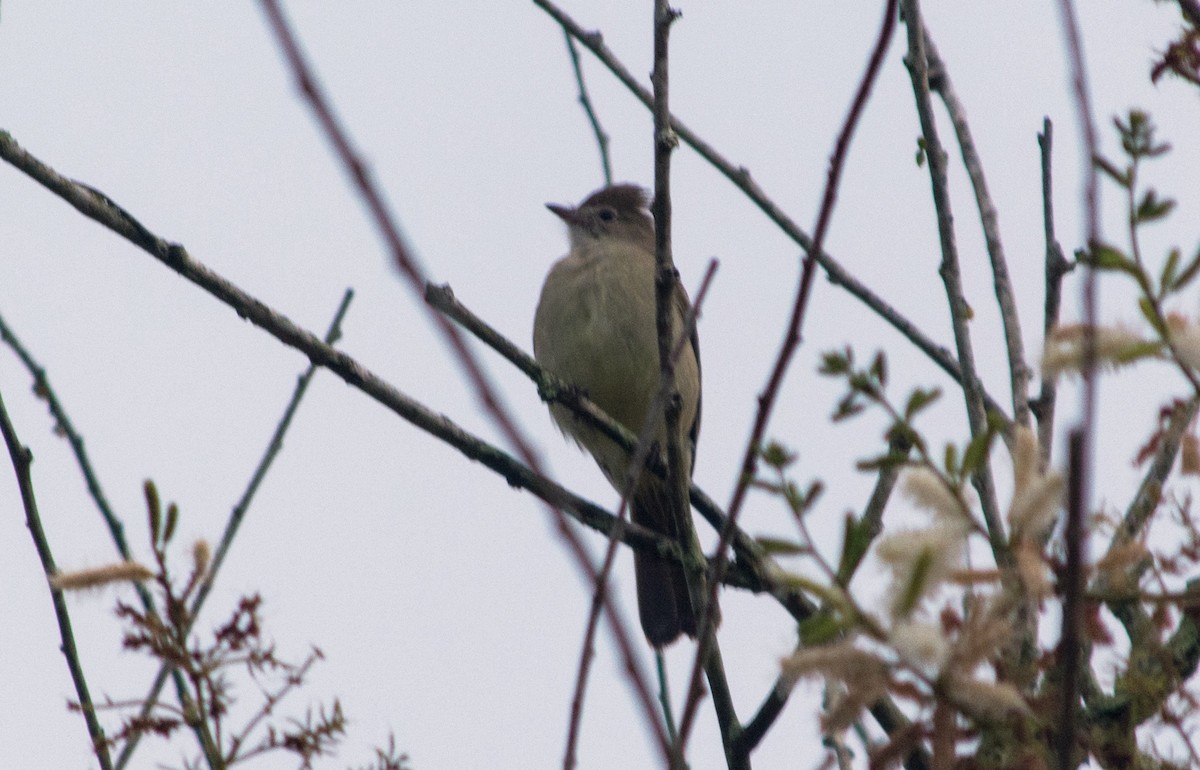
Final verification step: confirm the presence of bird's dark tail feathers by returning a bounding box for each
[632,479,710,647]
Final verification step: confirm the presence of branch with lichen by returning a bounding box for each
[922,27,1032,432]
[901,0,1008,566]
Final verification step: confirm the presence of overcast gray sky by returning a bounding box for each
[3,3,1200,769]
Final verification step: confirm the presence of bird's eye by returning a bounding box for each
[597,208,616,222]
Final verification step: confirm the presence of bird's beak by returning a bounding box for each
[546,203,581,225]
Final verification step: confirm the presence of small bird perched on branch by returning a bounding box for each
[533,183,702,647]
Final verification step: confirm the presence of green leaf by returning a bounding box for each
[903,386,942,420]
[832,394,865,422]
[756,536,808,556]
[885,422,923,454]
[962,423,998,478]
[870,351,888,388]
[783,481,805,514]
[895,549,934,618]
[848,372,877,398]
[857,451,909,472]
[1082,243,1138,276]
[804,480,825,511]
[1160,247,1181,294]
[835,513,873,584]
[163,503,179,544]
[1138,296,1168,338]
[1135,189,1176,224]
[1146,140,1172,158]
[1173,246,1200,292]
[144,480,161,545]
[760,441,796,470]
[798,609,847,646]
[943,443,959,477]
[818,348,851,376]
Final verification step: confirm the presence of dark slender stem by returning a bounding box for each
[1032,118,1071,466]
[647,4,732,767]
[562,31,612,186]
[683,1,900,761]
[1179,0,1200,27]
[1058,431,1087,769]
[563,261,717,770]
[1053,1,1100,766]
[0,388,114,770]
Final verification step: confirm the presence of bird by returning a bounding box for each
[533,183,702,647]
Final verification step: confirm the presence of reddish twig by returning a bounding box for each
[677,0,901,756]
[564,260,718,770]
[1052,1,1101,768]
[257,0,669,760]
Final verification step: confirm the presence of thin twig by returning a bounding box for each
[0,387,114,770]
[1032,118,1072,465]
[0,314,134,562]
[901,2,1008,564]
[735,432,926,770]
[681,0,900,761]
[1053,0,1101,766]
[531,0,1013,434]
[1109,397,1199,559]
[923,30,1031,430]
[647,4,736,767]
[0,314,223,768]
[563,261,717,770]
[563,31,612,186]
[0,314,207,743]
[114,289,355,768]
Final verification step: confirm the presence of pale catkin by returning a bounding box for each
[50,560,154,591]
[193,539,212,578]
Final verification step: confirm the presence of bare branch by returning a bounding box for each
[1,119,674,758]
[562,31,613,186]
[0,388,114,770]
[923,29,1032,430]
[531,0,1013,433]
[1031,118,1073,465]
[901,2,1008,564]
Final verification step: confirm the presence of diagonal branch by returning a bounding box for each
[531,0,1013,435]
[923,29,1032,430]
[901,1,1008,565]
[114,289,355,768]
[562,31,613,186]
[0,387,114,770]
[3,117,676,759]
